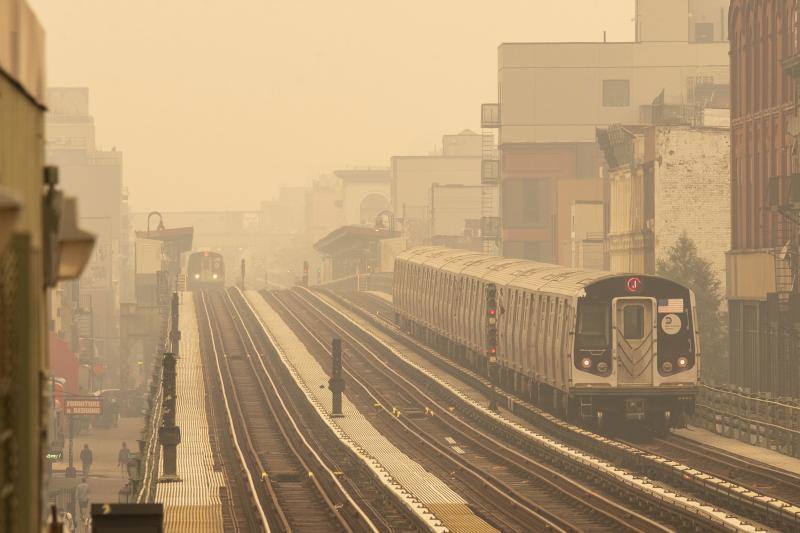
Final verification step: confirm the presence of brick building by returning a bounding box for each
[728,0,800,396]
[597,115,730,287]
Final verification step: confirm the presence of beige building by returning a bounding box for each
[333,168,391,226]
[392,130,482,245]
[486,0,730,264]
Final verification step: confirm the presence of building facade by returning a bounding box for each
[46,88,125,386]
[728,0,800,396]
[391,130,482,246]
[597,118,730,282]
[486,0,730,264]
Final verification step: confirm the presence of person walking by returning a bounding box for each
[117,442,130,477]
[79,444,92,478]
[74,478,90,526]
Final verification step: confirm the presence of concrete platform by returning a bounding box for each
[676,425,800,475]
[245,290,497,533]
[154,292,226,532]
[364,290,392,303]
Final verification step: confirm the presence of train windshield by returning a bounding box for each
[576,302,610,347]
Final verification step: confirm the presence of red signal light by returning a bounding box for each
[203,251,209,257]
[488,347,496,354]
[489,308,496,316]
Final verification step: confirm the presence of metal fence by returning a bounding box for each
[692,383,800,458]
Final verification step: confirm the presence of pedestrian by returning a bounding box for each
[117,442,130,476]
[79,444,92,477]
[74,478,90,526]
[61,510,74,533]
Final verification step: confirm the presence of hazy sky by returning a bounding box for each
[29,0,634,212]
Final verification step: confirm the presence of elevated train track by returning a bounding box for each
[197,290,421,532]
[273,287,777,531]
[324,287,800,531]
[268,289,664,533]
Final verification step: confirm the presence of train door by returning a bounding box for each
[612,297,657,386]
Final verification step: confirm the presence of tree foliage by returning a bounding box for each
[657,232,728,383]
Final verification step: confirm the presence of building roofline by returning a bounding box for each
[0,65,46,111]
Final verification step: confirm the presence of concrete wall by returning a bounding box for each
[391,155,481,217]
[654,125,730,292]
[430,184,483,237]
[498,41,729,144]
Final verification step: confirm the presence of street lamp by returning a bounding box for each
[56,197,95,280]
[0,185,22,252]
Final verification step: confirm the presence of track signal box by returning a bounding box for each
[485,283,498,363]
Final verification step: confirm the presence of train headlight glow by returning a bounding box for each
[580,357,592,369]
[212,273,218,279]
[194,274,200,279]
[677,356,689,368]
[596,361,608,373]
[662,361,673,372]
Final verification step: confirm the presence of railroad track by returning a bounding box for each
[643,434,800,506]
[270,287,750,532]
[315,287,787,531]
[198,290,392,532]
[222,289,432,532]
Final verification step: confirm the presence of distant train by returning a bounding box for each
[186,251,225,291]
[393,246,699,434]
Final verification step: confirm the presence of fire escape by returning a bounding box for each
[480,103,500,254]
[773,36,800,397]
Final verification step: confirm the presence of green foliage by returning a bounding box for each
[657,232,728,383]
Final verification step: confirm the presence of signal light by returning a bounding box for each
[580,357,592,369]
[677,356,689,368]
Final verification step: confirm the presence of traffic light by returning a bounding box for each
[485,283,498,362]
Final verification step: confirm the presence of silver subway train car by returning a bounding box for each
[393,246,699,433]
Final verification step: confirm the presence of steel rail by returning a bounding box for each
[276,289,671,533]
[316,288,775,532]
[198,292,272,531]
[224,289,380,533]
[267,290,568,533]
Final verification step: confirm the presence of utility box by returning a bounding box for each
[91,503,163,532]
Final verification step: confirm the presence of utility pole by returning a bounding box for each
[302,260,309,288]
[240,259,246,291]
[158,352,181,482]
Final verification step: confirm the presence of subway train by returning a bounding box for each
[186,251,225,291]
[393,246,699,434]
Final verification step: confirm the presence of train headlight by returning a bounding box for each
[662,361,673,372]
[677,356,689,368]
[580,357,592,369]
[194,274,200,279]
[212,273,218,279]
[596,361,608,373]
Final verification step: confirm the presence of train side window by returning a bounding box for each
[623,305,645,339]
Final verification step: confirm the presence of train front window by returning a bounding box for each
[576,302,609,347]
[623,305,644,339]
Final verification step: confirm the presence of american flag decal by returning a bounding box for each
[658,298,684,313]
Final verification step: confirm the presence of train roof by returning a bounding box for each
[396,246,625,298]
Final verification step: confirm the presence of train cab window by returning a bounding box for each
[623,305,645,339]
[576,302,609,347]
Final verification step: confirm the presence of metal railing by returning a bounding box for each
[692,383,800,458]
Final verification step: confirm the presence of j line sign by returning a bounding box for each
[64,397,102,416]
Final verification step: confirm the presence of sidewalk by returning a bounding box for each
[48,415,144,532]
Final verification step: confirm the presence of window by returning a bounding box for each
[576,302,610,347]
[602,79,630,107]
[694,22,714,43]
[623,305,645,339]
[502,178,552,227]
